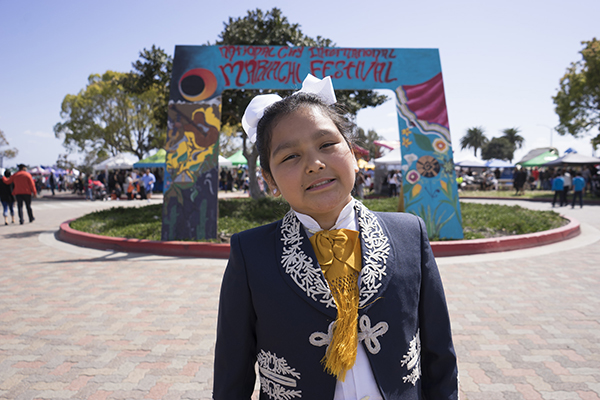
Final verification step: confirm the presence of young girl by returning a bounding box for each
[213,75,458,400]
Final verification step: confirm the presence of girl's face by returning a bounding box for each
[266,105,358,230]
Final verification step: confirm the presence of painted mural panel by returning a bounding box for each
[162,100,220,241]
[167,45,463,240]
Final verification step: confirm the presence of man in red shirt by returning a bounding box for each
[2,164,37,224]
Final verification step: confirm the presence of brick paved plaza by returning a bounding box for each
[1,195,599,399]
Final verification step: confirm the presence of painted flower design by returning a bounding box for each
[433,138,449,154]
[403,153,418,168]
[401,127,412,136]
[406,169,421,184]
[402,137,413,147]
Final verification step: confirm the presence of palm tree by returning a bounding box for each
[460,127,488,157]
[501,127,525,151]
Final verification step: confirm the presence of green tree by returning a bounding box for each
[553,38,600,149]
[215,7,388,199]
[55,154,76,171]
[54,71,160,161]
[460,127,488,157]
[501,127,524,152]
[481,137,514,161]
[356,128,383,160]
[120,45,172,148]
[0,129,18,167]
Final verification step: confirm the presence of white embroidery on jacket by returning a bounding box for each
[354,202,390,307]
[279,202,390,309]
[257,349,301,400]
[400,330,422,386]
[308,315,388,355]
[357,314,389,354]
[280,211,334,308]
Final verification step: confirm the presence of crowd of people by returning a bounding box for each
[72,168,160,201]
[455,164,598,201]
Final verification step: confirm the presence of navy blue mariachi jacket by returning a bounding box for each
[213,201,459,400]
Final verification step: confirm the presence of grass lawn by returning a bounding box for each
[70,196,567,242]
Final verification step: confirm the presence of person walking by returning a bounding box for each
[2,164,37,224]
[49,173,56,195]
[551,171,565,207]
[0,170,16,225]
[572,171,585,208]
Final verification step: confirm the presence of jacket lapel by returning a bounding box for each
[276,210,337,318]
[354,201,392,309]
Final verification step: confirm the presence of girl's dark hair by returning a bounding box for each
[255,92,356,178]
[4,170,11,178]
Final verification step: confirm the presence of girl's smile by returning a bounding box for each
[266,105,358,230]
[306,178,335,191]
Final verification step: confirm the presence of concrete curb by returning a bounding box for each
[57,216,580,259]
[429,215,580,257]
[57,220,231,259]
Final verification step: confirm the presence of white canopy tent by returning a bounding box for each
[455,157,486,168]
[373,147,402,166]
[93,153,138,171]
[218,155,233,168]
[484,159,514,168]
[543,153,600,166]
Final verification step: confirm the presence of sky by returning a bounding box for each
[1,0,599,169]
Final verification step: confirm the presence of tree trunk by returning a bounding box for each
[242,137,265,200]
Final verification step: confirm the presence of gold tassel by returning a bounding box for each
[322,271,360,381]
[309,229,362,381]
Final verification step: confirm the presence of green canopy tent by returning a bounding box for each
[226,149,259,166]
[518,151,559,167]
[133,149,167,169]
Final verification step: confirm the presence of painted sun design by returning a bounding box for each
[416,155,440,178]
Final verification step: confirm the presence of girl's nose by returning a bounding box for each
[306,154,326,174]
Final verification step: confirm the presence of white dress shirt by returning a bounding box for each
[293,199,384,400]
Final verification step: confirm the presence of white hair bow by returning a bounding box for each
[241,74,337,143]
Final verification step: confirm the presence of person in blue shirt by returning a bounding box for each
[140,169,156,200]
[571,171,585,208]
[551,171,565,207]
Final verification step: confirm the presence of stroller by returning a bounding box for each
[89,180,108,201]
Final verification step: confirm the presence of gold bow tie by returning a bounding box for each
[309,228,362,381]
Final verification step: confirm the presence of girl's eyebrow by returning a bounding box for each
[271,130,334,159]
[271,138,300,159]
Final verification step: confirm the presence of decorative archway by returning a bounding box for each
[163,45,463,241]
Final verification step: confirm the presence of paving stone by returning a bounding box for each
[1,196,599,399]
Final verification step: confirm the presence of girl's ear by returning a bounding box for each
[263,170,280,197]
[353,156,359,173]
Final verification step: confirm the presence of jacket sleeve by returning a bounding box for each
[417,217,459,399]
[29,175,37,196]
[213,233,257,399]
